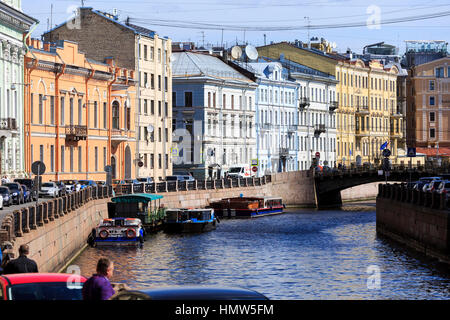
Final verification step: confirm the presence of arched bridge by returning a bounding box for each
[314,165,450,208]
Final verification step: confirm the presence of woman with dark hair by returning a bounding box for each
[82,258,115,300]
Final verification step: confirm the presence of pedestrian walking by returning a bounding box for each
[2,244,38,274]
[82,257,115,300]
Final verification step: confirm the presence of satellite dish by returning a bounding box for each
[332,42,337,49]
[147,125,154,133]
[231,46,242,60]
[245,45,259,60]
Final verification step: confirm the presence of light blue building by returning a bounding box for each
[171,51,257,179]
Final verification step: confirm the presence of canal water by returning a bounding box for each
[70,202,450,299]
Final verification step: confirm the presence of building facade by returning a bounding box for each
[408,57,450,153]
[0,0,37,178]
[171,51,257,179]
[43,7,172,181]
[239,61,300,175]
[24,39,136,182]
[258,42,400,167]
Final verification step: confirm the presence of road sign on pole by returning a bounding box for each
[407,147,416,157]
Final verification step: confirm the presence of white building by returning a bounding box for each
[0,0,37,178]
[239,61,299,175]
[171,51,257,179]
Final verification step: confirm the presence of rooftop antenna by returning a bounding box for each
[81,0,85,7]
[264,34,266,46]
[304,16,310,48]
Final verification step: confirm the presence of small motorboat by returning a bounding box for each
[90,217,145,246]
[163,208,218,233]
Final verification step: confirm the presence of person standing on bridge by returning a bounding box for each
[82,257,115,300]
[2,244,38,274]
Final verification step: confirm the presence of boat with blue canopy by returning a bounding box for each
[163,208,218,233]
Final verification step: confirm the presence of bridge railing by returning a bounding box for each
[314,164,450,179]
[378,183,449,210]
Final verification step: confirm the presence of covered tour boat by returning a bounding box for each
[91,218,144,246]
[209,196,284,218]
[108,193,166,233]
[163,208,218,233]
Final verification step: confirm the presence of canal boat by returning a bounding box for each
[92,218,144,246]
[209,196,284,218]
[108,193,166,233]
[163,208,218,233]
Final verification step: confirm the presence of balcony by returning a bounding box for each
[329,101,339,112]
[390,107,403,118]
[0,118,18,131]
[279,148,289,156]
[260,123,272,131]
[287,125,298,133]
[355,105,369,115]
[314,124,326,136]
[111,128,129,143]
[65,125,87,142]
[299,97,310,110]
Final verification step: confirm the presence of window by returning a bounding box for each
[78,99,83,125]
[95,147,98,172]
[50,145,54,172]
[112,101,120,129]
[143,45,148,60]
[172,92,177,108]
[103,102,107,129]
[78,146,82,172]
[50,96,55,125]
[435,67,444,78]
[93,101,98,128]
[39,145,44,163]
[429,80,435,91]
[158,75,161,91]
[70,146,74,172]
[38,94,43,124]
[70,98,74,125]
[185,92,193,107]
[158,101,161,116]
[158,153,162,169]
[150,46,154,60]
[430,128,435,138]
[430,112,435,122]
[430,96,435,106]
[150,74,154,89]
[61,146,65,172]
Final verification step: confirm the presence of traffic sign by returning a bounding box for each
[31,161,46,175]
[138,161,144,167]
[382,149,391,158]
[315,152,320,159]
[407,147,416,157]
[252,166,258,173]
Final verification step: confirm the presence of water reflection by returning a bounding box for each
[71,203,450,299]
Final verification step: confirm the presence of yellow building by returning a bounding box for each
[257,42,402,166]
[24,39,136,182]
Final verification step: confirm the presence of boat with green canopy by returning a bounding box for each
[107,193,166,233]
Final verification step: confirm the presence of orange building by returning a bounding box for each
[24,39,136,182]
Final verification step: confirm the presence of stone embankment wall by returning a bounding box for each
[376,184,450,264]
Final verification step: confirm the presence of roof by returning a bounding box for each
[0,273,86,285]
[172,51,254,84]
[416,147,450,157]
[111,193,164,203]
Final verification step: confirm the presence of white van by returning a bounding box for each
[227,165,255,179]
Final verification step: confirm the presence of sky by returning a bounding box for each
[22,0,450,55]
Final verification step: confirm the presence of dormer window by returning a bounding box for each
[275,71,278,80]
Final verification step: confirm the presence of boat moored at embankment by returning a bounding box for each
[163,208,218,233]
[209,196,284,218]
[91,217,144,246]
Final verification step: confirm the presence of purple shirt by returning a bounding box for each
[82,274,115,300]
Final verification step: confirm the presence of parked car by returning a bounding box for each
[423,179,443,192]
[14,178,38,201]
[55,181,67,196]
[3,182,24,205]
[0,192,3,210]
[166,175,195,182]
[112,179,126,188]
[437,180,450,199]
[110,285,269,300]
[39,182,60,198]
[124,179,140,185]
[0,273,86,300]
[21,185,32,203]
[78,180,98,189]
[136,177,153,184]
[0,186,12,207]
[61,180,81,193]
[413,177,441,191]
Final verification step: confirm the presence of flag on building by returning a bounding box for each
[380,141,388,151]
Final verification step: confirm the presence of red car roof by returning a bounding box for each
[0,273,87,285]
